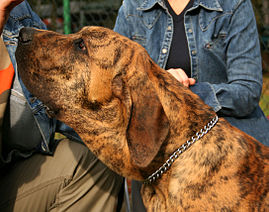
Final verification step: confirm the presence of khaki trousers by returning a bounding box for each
[0,139,123,212]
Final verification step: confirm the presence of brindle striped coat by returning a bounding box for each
[16,26,269,211]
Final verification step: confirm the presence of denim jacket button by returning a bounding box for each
[188,28,193,33]
[205,43,212,49]
[167,26,172,31]
[162,48,168,54]
[191,50,197,55]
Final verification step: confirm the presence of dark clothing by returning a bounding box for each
[164,0,194,77]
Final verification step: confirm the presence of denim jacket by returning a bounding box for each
[2,1,80,162]
[114,0,269,146]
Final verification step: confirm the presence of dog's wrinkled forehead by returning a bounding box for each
[38,26,135,68]
[83,26,111,42]
[35,26,112,39]
[32,26,129,52]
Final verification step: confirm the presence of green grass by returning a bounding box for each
[260,73,269,117]
[260,95,269,116]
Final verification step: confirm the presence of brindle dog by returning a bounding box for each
[16,27,269,211]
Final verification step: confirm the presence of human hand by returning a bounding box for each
[0,0,24,34]
[167,68,196,87]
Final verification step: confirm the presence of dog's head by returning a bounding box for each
[16,26,170,179]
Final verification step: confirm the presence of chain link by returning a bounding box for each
[144,115,219,184]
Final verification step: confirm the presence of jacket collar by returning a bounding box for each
[137,0,223,12]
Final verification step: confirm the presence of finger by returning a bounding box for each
[189,78,196,86]
[174,69,189,87]
[167,68,189,86]
[181,77,190,87]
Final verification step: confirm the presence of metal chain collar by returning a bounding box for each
[144,115,219,185]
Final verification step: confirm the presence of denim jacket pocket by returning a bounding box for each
[199,9,231,64]
[199,6,232,32]
[140,9,162,30]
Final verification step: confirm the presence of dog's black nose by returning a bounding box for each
[18,27,36,44]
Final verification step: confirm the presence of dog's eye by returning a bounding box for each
[74,39,87,52]
[78,41,86,50]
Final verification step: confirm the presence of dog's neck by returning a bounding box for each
[143,115,219,184]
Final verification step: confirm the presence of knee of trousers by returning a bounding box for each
[0,138,123,212]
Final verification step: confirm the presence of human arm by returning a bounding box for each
[190,0,262,118]
[0,31,10,70]
[113,0,134,40]
[0,0,24,72]
[0,0,23,68]
[0,0,23,92]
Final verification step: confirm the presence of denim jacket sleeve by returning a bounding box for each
[113,0,134,40]
[191,0,262,118]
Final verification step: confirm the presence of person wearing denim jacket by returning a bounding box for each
[114,0,269,147]
[114,0,269,211]
[0,1,123,211]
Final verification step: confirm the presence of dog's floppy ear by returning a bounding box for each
[125,58,170,168]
